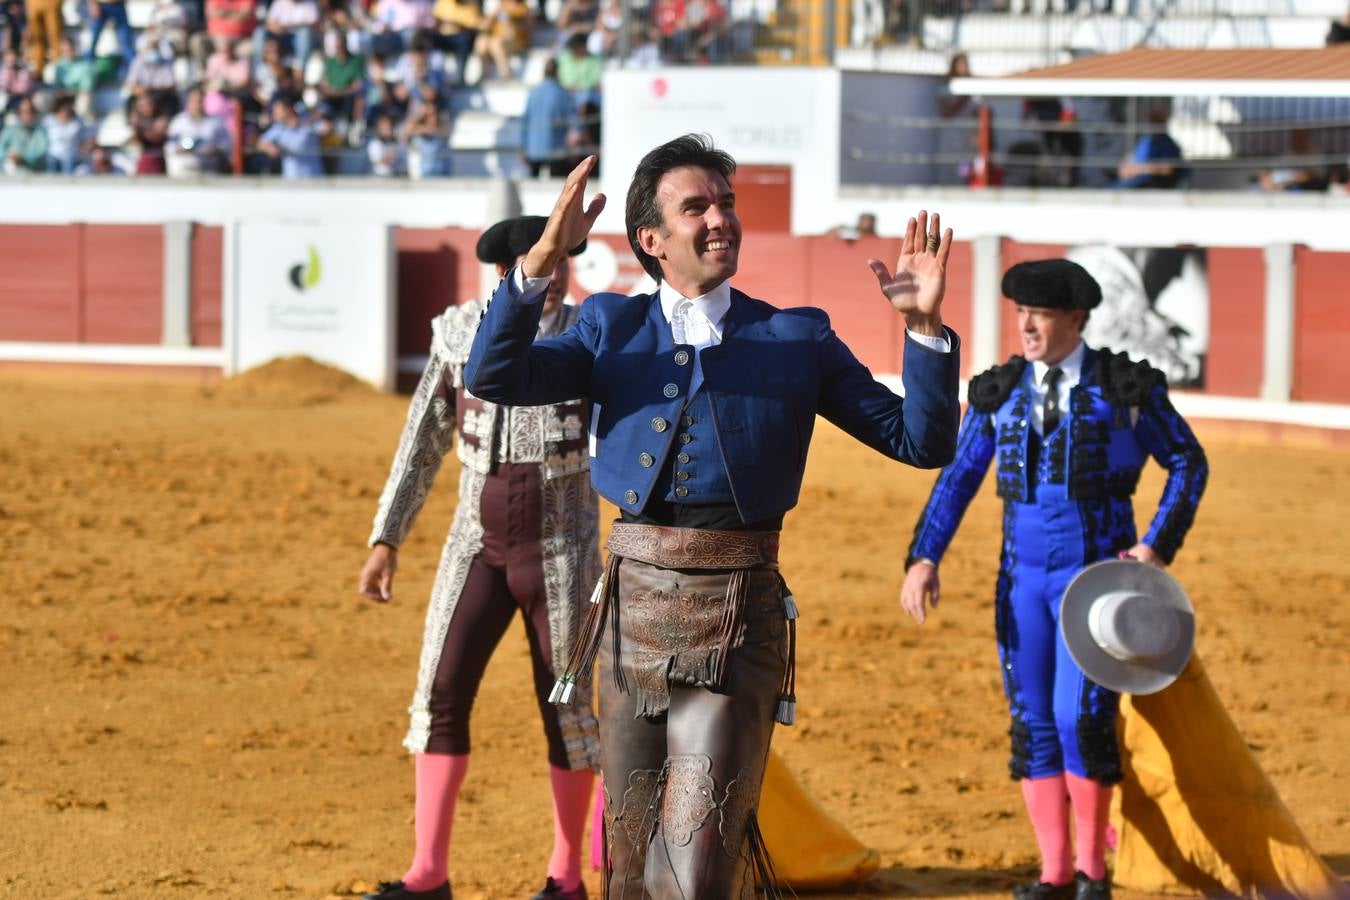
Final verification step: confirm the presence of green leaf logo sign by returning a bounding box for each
[288,246,322,291]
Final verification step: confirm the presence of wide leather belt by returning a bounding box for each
[606,523,779,570]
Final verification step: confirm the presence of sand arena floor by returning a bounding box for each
[1,360,1347,899]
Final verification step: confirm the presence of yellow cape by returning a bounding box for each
[1115,654,1347,898]
[759,749,881,889]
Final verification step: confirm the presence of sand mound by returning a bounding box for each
[210,355,376,406]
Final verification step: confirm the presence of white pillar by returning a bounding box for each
[161,221,193,347]
[480,177,523,299]
[971,234,1003,374]
[1261,242,1295,403]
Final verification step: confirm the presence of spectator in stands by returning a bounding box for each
[474,0,531,80]
[258,0,321,74]
[0,95,48,171]
[830,211,878,240]
[254,35,299,104]
[86,0,138,71]
[369,0,434,56]
[323,5,372,58]
[402,93,448,176]
[621,22,663,67]
[318,33,364,124]
[362,52,406,126]
[431,0,480,84]
[1,47,37,110]
[1326,6,1349,43]
[145,0,192,59]
[129,90,171,174]
[1258,127,1328,193]
[168,83,233,172]
[44,92,90,171]
[201,0,258,69]
[1023,96,1081,187]
[258,94,324,176]
[76,143,127,173]
[25,0,63,76]
[366,109,405,174]
[124,38,181,112]
[686,0,728,63]
[586,0,622,57]
[0,0,23,58]
[555,31,601,106]
[391,32,445,109]
[1115,101,1184,189]
[51,35,98,103]
[204,37,252,117]
[651,0,687,60]
[520,57,575,176]
[555,0,598,46]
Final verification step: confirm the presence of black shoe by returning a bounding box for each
[1012,880,1075,900]
[530,877,588,900]
[362,880,452,900]
[1074,871,1111,900]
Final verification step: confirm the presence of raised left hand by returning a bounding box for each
[866,210,953,338]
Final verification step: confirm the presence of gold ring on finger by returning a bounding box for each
[926,234,940,252]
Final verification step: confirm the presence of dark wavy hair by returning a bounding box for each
[625,133,737,283]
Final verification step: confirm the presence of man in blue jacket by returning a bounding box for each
[900,259,1207,900]
[465,134,962,899]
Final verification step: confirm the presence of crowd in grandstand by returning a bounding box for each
[2,0,1348,183]
[0,0,734,176]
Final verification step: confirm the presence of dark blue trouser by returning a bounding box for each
[997,483,1124,784]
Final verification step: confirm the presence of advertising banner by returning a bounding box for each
[233,223,395,390]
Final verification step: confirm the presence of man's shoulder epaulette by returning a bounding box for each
[968,356,1028,412]
[1093,349,1166,406]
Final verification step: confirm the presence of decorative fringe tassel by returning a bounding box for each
[552,554,620,706]
[776,589,798,726]
[745,813,790,899]
[711,569,747,687]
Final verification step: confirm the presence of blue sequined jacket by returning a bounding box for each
[908,347,1207,567]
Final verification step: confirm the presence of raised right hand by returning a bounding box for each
[358,543,398,603]
[900,560,940,625]
[522,155,607,278]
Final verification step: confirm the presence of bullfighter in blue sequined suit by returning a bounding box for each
[901,260,1207,900]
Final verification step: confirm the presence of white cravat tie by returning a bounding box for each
[670,298,694,346]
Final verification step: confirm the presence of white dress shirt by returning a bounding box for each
[1029,341,1086,437]
[511,268,952,387]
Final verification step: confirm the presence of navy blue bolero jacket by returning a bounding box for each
[465,273,963,524]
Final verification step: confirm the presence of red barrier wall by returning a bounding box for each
[82,226,163,344]
[191,226,224,347]
[1205,248,1264,398]
[1293,248,1350,404]
[0,225,164,344]
[395,228,481,357]
[0,225,82,342]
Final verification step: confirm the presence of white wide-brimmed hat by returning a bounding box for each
[1060,559,1195,695]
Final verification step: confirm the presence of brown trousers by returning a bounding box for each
[597,557,788,900]
[25,0,62,73]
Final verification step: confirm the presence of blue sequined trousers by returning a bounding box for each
[996,430,1126,784]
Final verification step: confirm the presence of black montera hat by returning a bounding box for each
[1001,259,1102,311]
[475,216,588,267]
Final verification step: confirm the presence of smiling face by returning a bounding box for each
[638,166,741,298]
[1016,304,1085,364]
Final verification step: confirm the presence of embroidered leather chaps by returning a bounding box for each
[595,526,788,900]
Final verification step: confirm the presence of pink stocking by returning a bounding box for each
[1020,774,1072,885]
[589,779,605,871]
[547,765,594,891]
[1065,772,1111,880]
[402,753,470,891]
